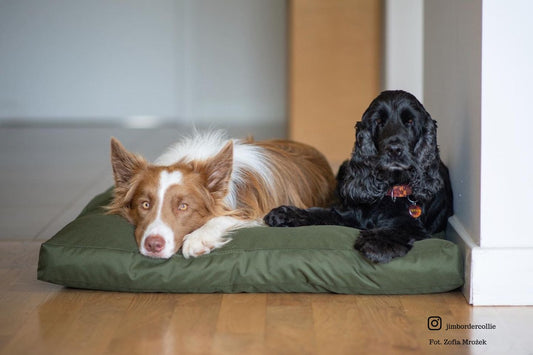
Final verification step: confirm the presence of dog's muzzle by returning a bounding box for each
[380,138,411,170]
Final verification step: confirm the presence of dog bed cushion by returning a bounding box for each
[37,188,464,294]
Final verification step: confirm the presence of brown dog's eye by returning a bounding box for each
[178,203,188,211]
[141,201,150,210]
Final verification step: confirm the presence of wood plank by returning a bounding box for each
[212,294,267,354]
[167,294,223,354]
[311,294,369,353]
[265,294,315,354]
[289,0,382,165]
[105,293,178,355]
[0,241,63,353]
[312,294,422,354]
[0,291,51,352]
[2,290,89,355]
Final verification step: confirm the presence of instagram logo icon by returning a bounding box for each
[428,316,442,330]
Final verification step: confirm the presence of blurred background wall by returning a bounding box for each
[0,0,287,128]
[0,0,424,131]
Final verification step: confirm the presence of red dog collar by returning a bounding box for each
[386,185,422,218]
[386,185,413,199]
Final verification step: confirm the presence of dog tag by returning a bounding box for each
[408,204,422,218]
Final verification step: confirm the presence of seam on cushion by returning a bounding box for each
[42,243,359,254]
[210,243,456,256]
[206,247,355,255]
[40,245,363,260]
[215,282,464,294]
[41,242,458,258]
[42,243,138,253]
[41,277,463,294]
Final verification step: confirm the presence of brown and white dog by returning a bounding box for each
[107,131,335,259]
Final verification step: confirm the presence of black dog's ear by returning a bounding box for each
[411,116,443,200]
[353,120,378,162]
[337,119,386,204]
[414,117,439,167]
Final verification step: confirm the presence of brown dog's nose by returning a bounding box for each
[145,235,165,253]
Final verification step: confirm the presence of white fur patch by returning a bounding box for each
[155,130,231,165]
[154,130,274,209]
[181,216,262,258]
[139,170,183,258]
[227,144,273,209]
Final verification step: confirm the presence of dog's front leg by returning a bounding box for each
[181,216,261,258]
[264,206,345,227]
[264,206,312,227]
[354,226,429,263]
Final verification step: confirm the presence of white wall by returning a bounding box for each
[383,0,423,101]
[480,0,533,248]
[0,0,286,127]
[424,0,533,305]
[424,0,482,246]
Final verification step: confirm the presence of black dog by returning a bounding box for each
[265,90,453,263]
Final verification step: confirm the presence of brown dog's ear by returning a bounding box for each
[110,138,147,188]
[203,141,233,198]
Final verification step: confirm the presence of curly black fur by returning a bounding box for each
[265,90,453,263]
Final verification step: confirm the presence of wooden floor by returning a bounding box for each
[1,242,532,355]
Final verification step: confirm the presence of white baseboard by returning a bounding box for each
[447,216,533,306]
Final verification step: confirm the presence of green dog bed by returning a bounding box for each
[37,188,464,294]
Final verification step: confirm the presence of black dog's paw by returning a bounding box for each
[264,205,312,227]
[354,229,413,263]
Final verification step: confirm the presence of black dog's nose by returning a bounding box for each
[387,144,403,158]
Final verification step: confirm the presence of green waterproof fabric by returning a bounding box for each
[37,188,464,294]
